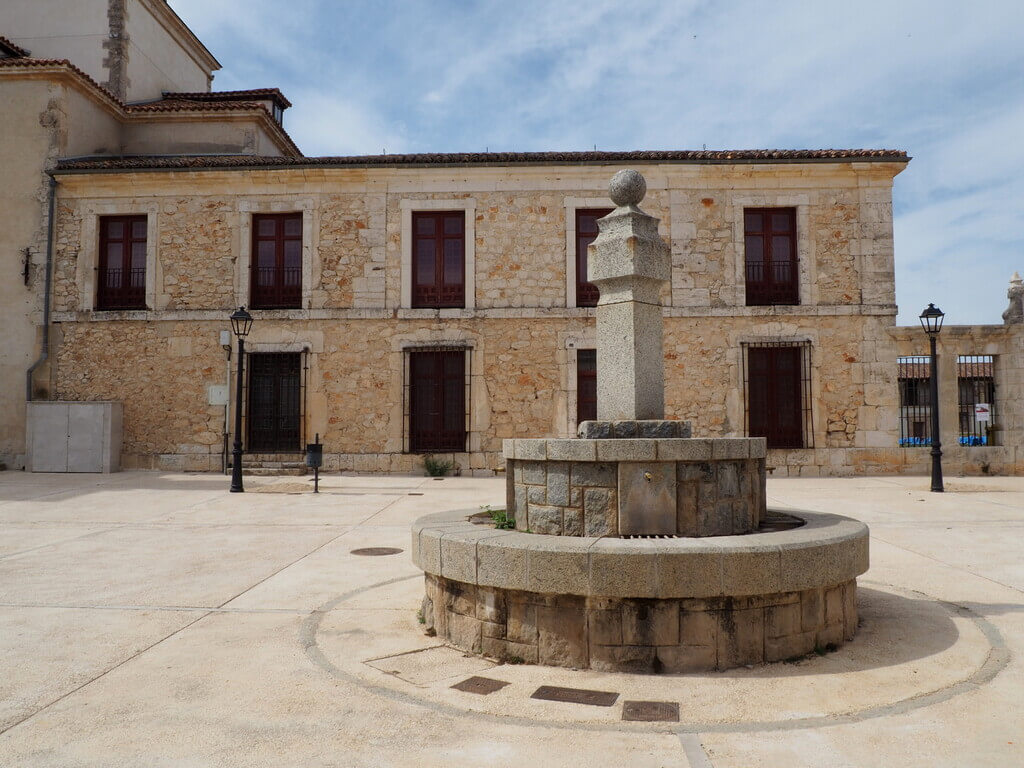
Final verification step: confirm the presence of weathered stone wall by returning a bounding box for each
[424,573,857,672]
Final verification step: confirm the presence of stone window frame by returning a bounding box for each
[562,333,597,436]
[236,198,317,311]
[76,201,160,312]
[564,197,611,308]
[390,332,485,455]
[730,195,816,308]
[400,199,476,310]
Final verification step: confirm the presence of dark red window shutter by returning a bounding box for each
[97,215,147,310]
[575,209,611,307]
[744,208,798,305]
[409,350,466,451]
[577,349,597,423]
[251,213,302,309]
[412,212,465,308]
[748,346,803,448]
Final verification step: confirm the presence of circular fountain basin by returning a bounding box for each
[412,509,868,672]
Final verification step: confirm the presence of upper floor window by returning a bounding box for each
[744,208,798,305]
[97,215,147,310]
[251,213,302,309]
[412,211,465,308]
[575,209,611,307]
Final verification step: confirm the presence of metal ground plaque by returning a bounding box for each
[531,685,619,707]
[621,700,680,722]
[450,676,510,695]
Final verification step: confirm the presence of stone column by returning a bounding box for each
[588,170,671,421]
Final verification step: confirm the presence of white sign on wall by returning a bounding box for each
[974,403,991,422]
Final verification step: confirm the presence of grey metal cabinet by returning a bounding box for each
[26,402,122,473]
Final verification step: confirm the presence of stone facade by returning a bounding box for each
[424,573,857,672]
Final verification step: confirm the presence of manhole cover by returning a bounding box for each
[622,700,680,722]
[450,676,510,695]
[530,685,618,707]
[350,547,404,556]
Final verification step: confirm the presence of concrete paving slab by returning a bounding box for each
[0,470,1021,767]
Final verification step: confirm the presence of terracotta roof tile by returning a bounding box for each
[54,148,909,172]
[0,36,30,57]
[162,88,291,108]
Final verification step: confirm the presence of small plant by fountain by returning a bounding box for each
[412,170,868,672]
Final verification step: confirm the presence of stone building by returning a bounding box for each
[3,1,1021,476]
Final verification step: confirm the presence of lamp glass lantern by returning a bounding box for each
[919,302,945,336]
[230,306,253,339]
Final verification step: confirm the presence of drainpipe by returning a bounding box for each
[26,174,57,401]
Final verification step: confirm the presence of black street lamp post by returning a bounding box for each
[919,303,945,493]
[229,307,253,493]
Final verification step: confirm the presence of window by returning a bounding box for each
[576,349,597,423]
[251,213,302,309]
[406,348,467,452]
[744,208,798,305]
[412,211,465,308]
[247,352,303,452]
[743,342,812,449]
[958,355,995,446]
[575,209,611,307]
[97,215,147,310]
[898,356,932,446]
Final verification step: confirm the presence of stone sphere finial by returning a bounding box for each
[609,169,646,207]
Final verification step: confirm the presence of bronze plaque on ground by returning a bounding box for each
[622,700,680,722]
[530,685,619,707]
[450,676,510,695]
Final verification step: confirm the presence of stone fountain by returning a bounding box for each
[412,170,868,672]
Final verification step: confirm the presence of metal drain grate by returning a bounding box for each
[531,685,618,707]
[350,547,404,556]
[450,676,510,695]
[622,700,680,722]
[622,534,683,539]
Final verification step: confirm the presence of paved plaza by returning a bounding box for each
[0,469,1021,767]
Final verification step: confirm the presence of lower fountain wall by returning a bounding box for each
[423,574,858,673]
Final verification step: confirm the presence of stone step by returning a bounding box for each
[241,467,307,476]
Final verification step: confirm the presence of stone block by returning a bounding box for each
[715,607,764,668]
[765,601,802,639]
[516,439,547,460]
[537,605,588,668]
[843,581,858,640]
[657,550,722,598]
[578,421,612,439]
[521,461,547,485]
[505,641,539,664]
[658,439,712,461]
[445,581,476,617]
[547,439,597,461]
[505,464,516,515]
[710,501,736,536]
[765,630,816,662]
[439,533,478,584]
[617,461,677,536]
[481,620,505,639]
[718,462,740,497]
[481,636,508,660]
[588,609,623,645]
[563,508,583,536]
[527,485,547,505]
[546,461,570,506]
[527,504,562,535]
[801,588,824,633]
[572,461,616,486]
[596,440,658,461]
[637,420,680,438]
[502,439,515,459]
[676,482,699,536]
[817,620,844,648]
[611,420,639,438]
[526,542,590,594]
[570,487,582,507]
[622,601,678,646]
[417,528,442,574]
[446,610,482,654]
[590,644,656,673]
[712,439,750,460]
[476,587,507,624]
[507,600,538,644]
[749,438,768,459]
[721,545,782,595]
[656,643,717,673]
[590,541,658,597]
[824,585,845,625]
[679,609,718,647]
[477,536,527,591]
[583,487,616,536]
[732,499,756,533]
[513,485,528,523]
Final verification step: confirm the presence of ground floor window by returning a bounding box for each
[246,352,303,452]
[742,341,813,449]
[405,347,468,452]
[576,348,597,423]
[958,355,995,445]
[897,356,932,446]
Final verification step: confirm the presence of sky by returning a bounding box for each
[168,0,1024,327]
